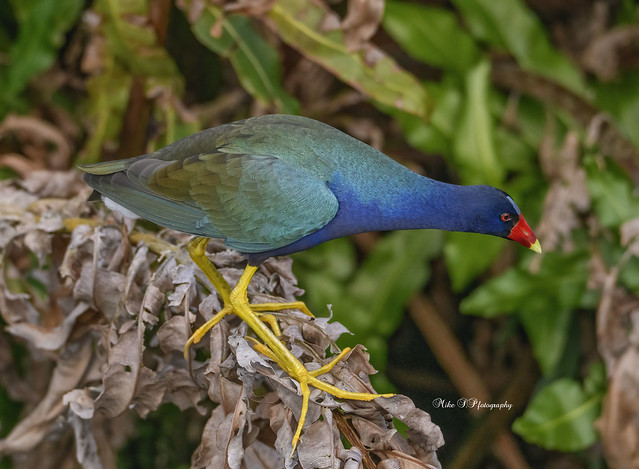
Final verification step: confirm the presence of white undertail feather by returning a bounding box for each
[102,196,140,220]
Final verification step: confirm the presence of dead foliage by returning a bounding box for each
[590,219,639,469]
[0,170,443,468]
[536,127,590,252]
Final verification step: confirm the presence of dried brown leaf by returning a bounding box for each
[130,367,164,418]
[0,280,40,326]
[378,396,445,454]
[297,407,339,469]
[22,229,53,266]
[64,388,96,420]
[0,115,71,170]
[67,410,103,469]
[6,302,89,351]
[227,391,250,469]
[582,25,639,81]
[598,344,639,469]
[95,326,143,418]
[20,170,85,199]
[0,338,93,454]
[620,218,639,258]
[341,0,384,51]
[73,262,127,319]
[243,440,283,469]
[0,170,443,467]
[161,368,206,413]
[158,315,191,354]
[192,406,235,469]
[537,130,589,251]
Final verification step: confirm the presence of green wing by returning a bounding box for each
[80,147,338,253]
[134,151,338,252]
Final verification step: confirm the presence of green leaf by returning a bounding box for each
[513,378,602,451]
[383,1,480,73]
[593,71,639,147]
[387,78,462,155]
[292,238,357,315]
[96,0,179,77]
[79,0,185,163]
[267,0,432,119]
[0,0,83,116]
[461,252,589,373]
[336,230,442,368]
[296,231,442,370]
[518,306,573,376]
[452,0,585,94]
[453,60,504,186]
[444,232,504,291]
[80,71,133,163]
[583,362,606,397]
[585,157,639,228]
[188,6,299,114]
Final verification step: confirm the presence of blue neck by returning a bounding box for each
[247,169,480,263]
[326,171,477,234]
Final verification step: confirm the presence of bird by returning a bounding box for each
[79,114,541,450]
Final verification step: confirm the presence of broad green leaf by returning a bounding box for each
[453,60,504,186]
[383,1,480,73]
[268,0,432,119]
[392,110,450,156]
[452,0,585,94]
[188,6,299,114]
[518,306,573,376]
[0,0,83,116]
[387,78,462,155]
[292,238,357,316]
[296,231,442,370]
[494,126,538,173]
[513,378,602,451]
[461,252,589,373]
[336,230,443,367]
[444,232,504,292]
[585,157,639,228]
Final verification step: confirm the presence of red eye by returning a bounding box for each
[500,213,513,222]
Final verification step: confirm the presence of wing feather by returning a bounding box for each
[79,115,341,253]
[138,152,338,252]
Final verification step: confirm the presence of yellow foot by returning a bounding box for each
[183,301,314,358]
[251,341,393,451]
[184,305,233,358]
[185,237,393,452]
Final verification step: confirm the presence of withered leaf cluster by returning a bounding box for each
[591,219,639,469]
[0,170,443,469]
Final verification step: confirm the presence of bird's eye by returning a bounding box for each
[500,213,513,222]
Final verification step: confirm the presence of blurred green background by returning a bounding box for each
[1,0,639,467]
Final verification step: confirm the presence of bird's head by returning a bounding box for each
[465,186,541,253]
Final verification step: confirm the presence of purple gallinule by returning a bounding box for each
[79,114,541,449]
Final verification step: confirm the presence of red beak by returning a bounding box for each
[507,215,542,253]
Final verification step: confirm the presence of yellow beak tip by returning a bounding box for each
[529,239,542,254]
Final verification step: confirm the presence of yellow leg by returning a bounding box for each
[184,237,393,451]
[184,238,311,355]
[187,237,231,303]
[183,306,233,358]
[252,301,314,318]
